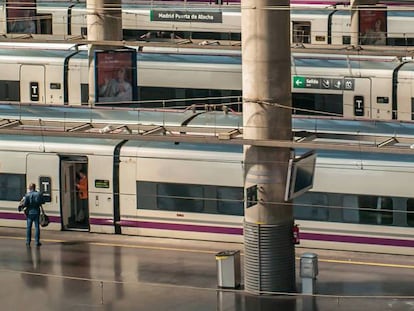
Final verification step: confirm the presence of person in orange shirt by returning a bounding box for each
[76,169,88,223]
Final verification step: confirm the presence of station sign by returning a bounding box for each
[150,10,223,23]
[293,76,355,91]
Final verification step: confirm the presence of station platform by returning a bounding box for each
[0,227,413,311]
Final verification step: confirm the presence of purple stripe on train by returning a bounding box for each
[119,219,243,235]
[2,212,413,248]
[0,211,60,223]
[119,219,414,248]
[301,232,414,248]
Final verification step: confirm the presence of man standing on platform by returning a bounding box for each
[23,183,44,247]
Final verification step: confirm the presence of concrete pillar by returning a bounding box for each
[241,0,294,293]
[350,0,360,46]
[87,0,122,105]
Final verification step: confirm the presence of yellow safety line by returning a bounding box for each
[1,235,413,269]
[91,242,218,254]
[316,258,414,269]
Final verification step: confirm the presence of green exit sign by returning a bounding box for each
[293,76,305,88]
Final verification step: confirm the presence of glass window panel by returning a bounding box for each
[358,195,393,225]
[292,21,311,44]
[157,183,204,213]
[407,198,414,227]
[293,192,328,221]
[217,186,243,216]
[0,173,25,201]
[292,93,343,116]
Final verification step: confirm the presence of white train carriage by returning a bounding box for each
[0,135,121,233]
[0,106,413,253]
[0,127,413,254]
[118,140,244,241]
[2,47,414,121]
[2,0,414,45]
[291,54,404,120]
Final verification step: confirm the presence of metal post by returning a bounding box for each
[242,0,294,293]
[300,253,318,295]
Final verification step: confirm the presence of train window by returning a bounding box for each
[126,29,186,41]
[342,36,351,45]
[388,37,414,47]
[190,31,240,41]
[0,81,19,101]
[0,173,25,201]
[37,14,52,35]
[137,182,243,215]
[358,196,393,225]
[411,98,414,120]
[292,22,311,44]
[138,87,241,109]
[137,181,203,212]
[81,84,89,104]
[342,195,360,223]
[293,192,328,221]
[216,186,243,216]
[292,93,343,116]
[158,182,204,213]
[406,199,414,226]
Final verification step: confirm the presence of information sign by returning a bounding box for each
[293,76,354,91]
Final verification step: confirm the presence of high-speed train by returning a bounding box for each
[0,104,413,255]
[1,45,414,121]
[3,0,414,45]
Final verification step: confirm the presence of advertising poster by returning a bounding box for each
[95,49,137,103]
[359,9,387,45]
[6,0,37,34]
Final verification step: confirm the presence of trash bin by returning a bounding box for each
[215,250,241,288]
[300,252,318,294]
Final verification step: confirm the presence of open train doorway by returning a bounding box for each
[60,156,89,231]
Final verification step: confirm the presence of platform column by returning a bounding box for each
[350,0,360,46]
[87,0,122,105]
[241,0,294,293]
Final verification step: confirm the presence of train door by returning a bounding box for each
[26,153,60,221]
[342,78,372,119]
[60,156,89,231]
[395,69,414,122]
[20,65,46,104]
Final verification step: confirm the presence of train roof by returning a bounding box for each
[292,54,400,70]
[292,117,414,137]
[4,104,414,138]
[0,104,197,126]
[121,139,242,156]
[0,48,77,59]
[0,44,403,72]
[0,134,122,155]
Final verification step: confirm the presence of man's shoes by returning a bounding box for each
[36,242,42,247]
[26,242,30,247]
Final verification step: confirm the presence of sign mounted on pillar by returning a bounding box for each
[246,184,258,208]
[284,150,316,201]
[94,49,138,104]
[359,8,387,46]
